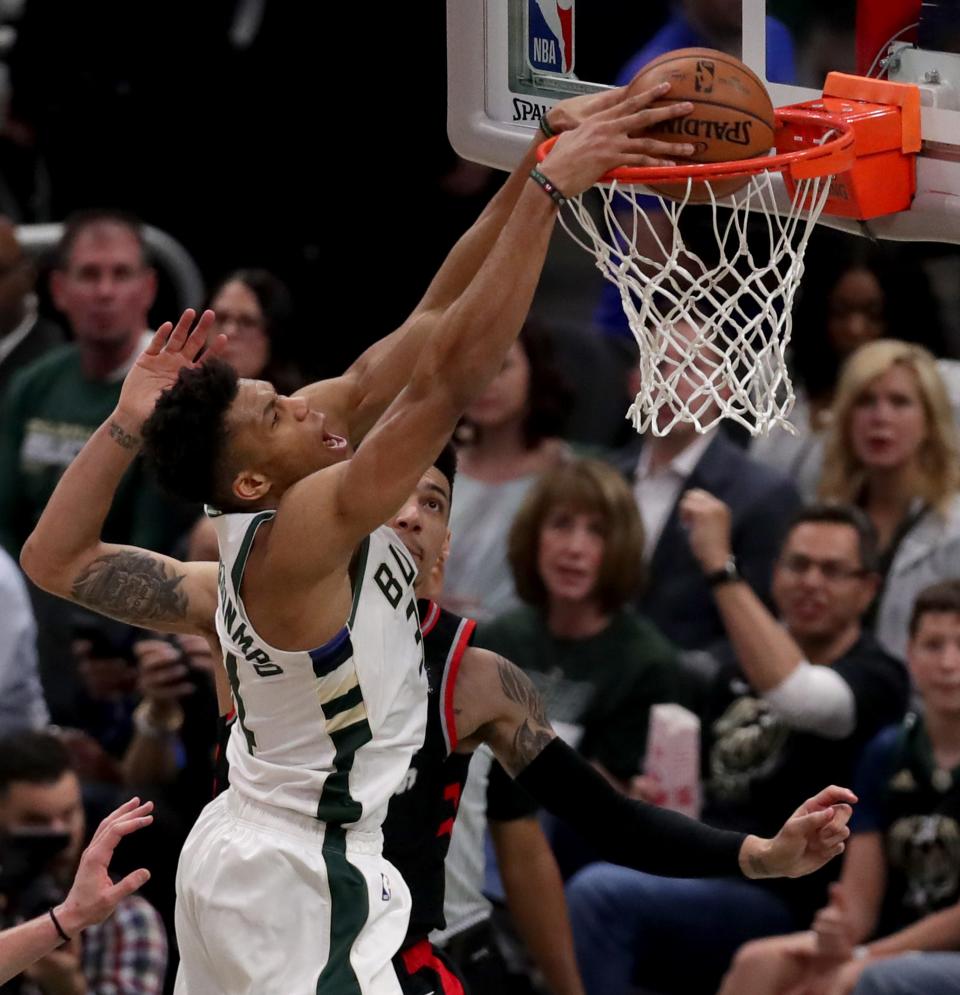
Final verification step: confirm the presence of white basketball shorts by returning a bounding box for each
[173,789,411,995]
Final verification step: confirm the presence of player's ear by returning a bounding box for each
[232,469,271,503]
[438,529,452,567]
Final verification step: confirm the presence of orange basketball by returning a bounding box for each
[633,47,776,203]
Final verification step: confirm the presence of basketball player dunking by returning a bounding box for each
[21,84,852,995]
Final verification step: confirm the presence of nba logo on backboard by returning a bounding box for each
[528,0,574,76]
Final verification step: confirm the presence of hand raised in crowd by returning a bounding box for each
[54,799,153,937]
[115,309,227,430]
[679,488,734,574]
[740,785,856,880]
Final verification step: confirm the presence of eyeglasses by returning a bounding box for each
[214,312,264,337]
[778,554,867,582]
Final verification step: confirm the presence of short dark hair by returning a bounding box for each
[784,503,880,573]
[0,732,71,796]
[141,359,240,507]
[432,441,458,504]
[909,579,960,636]
[55,208,149,271]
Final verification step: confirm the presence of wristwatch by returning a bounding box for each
[705,555,741,587]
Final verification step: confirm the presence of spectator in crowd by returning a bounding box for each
[0,545,47,735]
[0,798,154,989]
[818,339,960,659]
[0,207,190,556]
[0,218,63,397]
[614,320,801,650]
[0,731,166,995]
[443,321,572,621]
[479,458,681,791]
[208,268,305,395]
[565,497,908,995]
[752,233,953,497]
[440,458,680,986]
[0,209,191,720]
[719,579,960,995]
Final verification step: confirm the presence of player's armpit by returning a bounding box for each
[57,546,217,637]
[452,647,556,775]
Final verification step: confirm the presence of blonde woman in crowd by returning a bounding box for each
[818,339,960,658]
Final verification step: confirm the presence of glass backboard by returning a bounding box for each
[446,0,960,242]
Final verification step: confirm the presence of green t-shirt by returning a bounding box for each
[476,605,683,780]
[0,344,190,556]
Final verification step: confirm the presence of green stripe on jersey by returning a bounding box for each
[316,825,368,995]
[347,536,370,628]
[224,653,256,752]
[322,683,364,719]
[230,510,275,594]
[316,719,372,825]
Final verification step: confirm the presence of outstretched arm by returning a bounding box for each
[298,81,696,444]
[0,800,153,986]
[454,646,855,880]
[20,313,223,636]
[275,88,697,581]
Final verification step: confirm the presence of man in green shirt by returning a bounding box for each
[0,209,185,557]
[0,209,190,718]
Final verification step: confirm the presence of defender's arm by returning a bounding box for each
[453,646,854,881]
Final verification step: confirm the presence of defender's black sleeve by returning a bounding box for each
[515,738,747,878]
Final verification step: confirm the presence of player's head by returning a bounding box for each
[141,359,348,510]
[508,457,644,613]
[388,443,457,587]
[908,580,960,718]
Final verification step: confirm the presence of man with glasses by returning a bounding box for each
[564,496,909,995]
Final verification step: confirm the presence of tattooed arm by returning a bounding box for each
[21,314,221,635]
[452,648,557,775]
[453,647,856,881]
[20,416,218,636]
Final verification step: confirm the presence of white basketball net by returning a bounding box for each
[559,170,835,436]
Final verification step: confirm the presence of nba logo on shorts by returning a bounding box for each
[528,0,574,76]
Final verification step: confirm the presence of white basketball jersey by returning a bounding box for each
[209,511,428,834]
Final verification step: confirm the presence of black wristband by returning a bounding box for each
[515,737,746,878]
[705,556,741,588]
[49,907,71,944]
[529,167,567,206]
[539,113,557,138]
